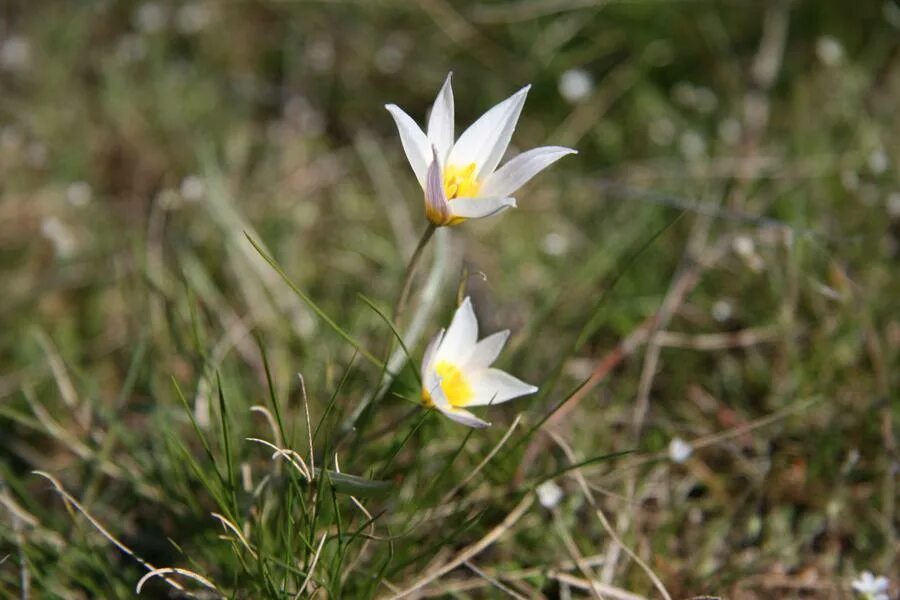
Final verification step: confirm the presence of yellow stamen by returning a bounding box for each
[443,163,480,200]
[422,360,474,408]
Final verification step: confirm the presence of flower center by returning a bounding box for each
[422,360,474,408]
[443,163,480,199]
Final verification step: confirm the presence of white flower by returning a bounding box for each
[536,480,564,509]
[852,571,890,600]
[180,175,206,202]
[558,68,593,103]
[421,297,538,428]
[41,217,77,259]
[65,181,92,207]
[386,73,577,226]
[816,35,844,67]
[668,437,693,464]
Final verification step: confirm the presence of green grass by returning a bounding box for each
[1,1,898,598]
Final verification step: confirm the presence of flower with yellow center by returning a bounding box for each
[421,297,538,428]
[386,73,577,226]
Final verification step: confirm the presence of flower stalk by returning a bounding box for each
[392,223,436,324]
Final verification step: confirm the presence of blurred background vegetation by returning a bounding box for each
[1,0,898,598]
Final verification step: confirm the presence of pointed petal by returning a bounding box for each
[448,196,516,220]
[480,146,577,198]
[424,146,451,225]
[435,297,477,363]
[421,328,445,389]
[465,368,538,407]
[431,384,491,428]
[427,73,454,164]
[385,104,430,187]
[448,85,530,179]
[463,330,509,370]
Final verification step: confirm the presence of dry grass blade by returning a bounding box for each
[32,471,187,593]
[546,434,672,600]
[441,415,521,503]
[210,512,257,559]
[463,560,529,600]
[135,567,219,595]
[295,533,328,599]
[550,572,647,600]
[384,493,534,599]
[246,437,312,481]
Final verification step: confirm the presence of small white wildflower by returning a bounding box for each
[0,35,31,72]
[733,234,765,271]
[887,192,900,218]
[851,571,890,600]
[175,3,213,34]
[712,299,734,322]
[733,235,755,257]
[558,68,593,104]
[816,36,844,67]
[668,437,693,464]
[718,118,742,146]
[65,181,92,207]
[536,480,564,509]
[648,118,675,146]
[387,73,576,227]
[134,2,167,33]
[868,149,888,175]
[41,217,77,259]
[420,297,538,428]
[541,232,569,257]
[180,175,206,202]
[679,130,706,160]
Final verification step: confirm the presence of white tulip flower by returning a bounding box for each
[386,73,577,226]
[421,297,537,428]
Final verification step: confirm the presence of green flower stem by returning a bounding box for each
[392,223,437,324]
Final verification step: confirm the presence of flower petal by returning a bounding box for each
[385,104,430,187]
[448,196,516,220]
[480,146,577,198]
[448,85,530,179]
[463,330,509,370]
[427,73,454,164]
[434,297,477,363]
[431,384,491,428]
[421,328,445,389]
[465,368,538,407]
[425,146,451,225]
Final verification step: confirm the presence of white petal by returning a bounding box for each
[465,368,538,407]
[480,146,577,198]
[448,85,529,179]
[421,328,444,388]
[463,330,509,370]
[424,146,451,225]
[427,73,454,164]
[431,384,491,428]
[448,196,516,220]
[435,297,477,363]
[385,104,430,187]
